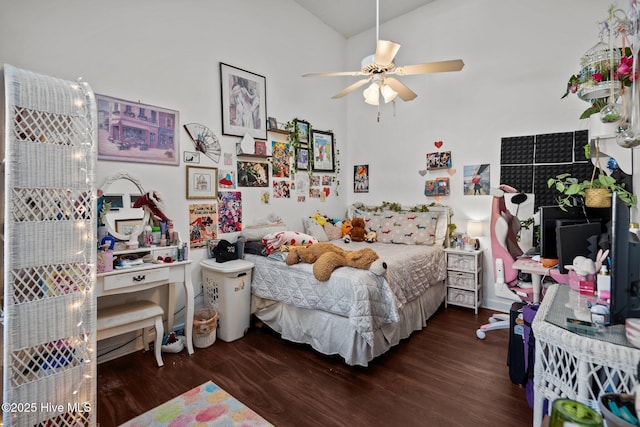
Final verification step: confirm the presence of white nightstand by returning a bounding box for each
[444,248,483,314]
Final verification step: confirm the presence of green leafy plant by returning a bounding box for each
[547,172,637,210]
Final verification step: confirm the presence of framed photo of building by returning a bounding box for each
[220,63,267,140]
[311,130,335,172]
[186,166,218,199]
[96,93,179,165]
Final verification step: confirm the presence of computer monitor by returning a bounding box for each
[538,205,610,261]
[556,222,602,274]
[609,193,640,324]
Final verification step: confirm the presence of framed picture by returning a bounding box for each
[220,63,267,139]
[294,119,310,144]
[183,151,200,163]
[296,147,309,171]
[186,166,218,199]
[115,219,142,236]
[311,130,335,172]
[425,177,450,196]
[267,117,278,130]
[255,140,267,155]
[96,93,179,166]
[354,164,369,193]
[426,151,452,170]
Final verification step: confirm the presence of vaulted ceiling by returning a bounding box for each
[292,0,436,38]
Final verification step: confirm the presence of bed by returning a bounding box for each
[244,206,450,366]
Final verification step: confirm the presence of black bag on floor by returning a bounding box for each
[507,301,528,386]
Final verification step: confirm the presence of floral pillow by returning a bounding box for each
[262,230,318,254]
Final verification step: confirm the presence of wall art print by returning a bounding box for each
[426,151,452,170]
[218,191,242,233]
[271,141,290,178]
[220,63,267,140]
[464,164,490,196]
[354,164,369,193]
[96,93,179,165]
[218,169,236,189]
[273,180,291,198]
[188,203,218,248]
[425,177,450,196]
[311,130,335,172]
[237,161,269,187]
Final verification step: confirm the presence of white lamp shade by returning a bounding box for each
[363,82,380,105]
[467,220,483,237]
[380,84,398,103]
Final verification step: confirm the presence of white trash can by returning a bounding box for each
[200,259,254,342]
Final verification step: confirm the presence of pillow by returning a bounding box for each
[351,208,382,232]
[377,211,441,245]
[244,241,266,256]
[303,218,329,242]
[241,221,287,241]
[262,230,318,254]
[324,222,343,241]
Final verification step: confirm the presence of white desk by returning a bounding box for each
[96,257,195,355]
[531,284,640,427]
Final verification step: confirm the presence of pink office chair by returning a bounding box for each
[476,185,535,339]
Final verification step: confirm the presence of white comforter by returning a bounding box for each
[248,241,446,345]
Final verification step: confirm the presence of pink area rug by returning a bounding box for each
[120,381,273,427]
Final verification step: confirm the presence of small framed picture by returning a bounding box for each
[311,130,335,172]
[115,219,142,236]
[255,140,267,155]
[425,177,450,196]
[354,164,369,193]
[186,166,218,199]
[296,147,309,170]
[183,151,200,164]
[294,119,310,144]
[268,117,278,130]
[426,151,452,170]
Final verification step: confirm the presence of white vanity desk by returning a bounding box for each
[96,246,195,356]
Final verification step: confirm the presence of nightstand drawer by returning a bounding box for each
[447,253,477,272]
[447,271,475,290]
[103,267,170,291]
[447,288,475,307]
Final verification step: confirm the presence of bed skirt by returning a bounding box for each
[252,280,446,367]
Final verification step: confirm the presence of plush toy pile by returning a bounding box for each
[285,242,386,281]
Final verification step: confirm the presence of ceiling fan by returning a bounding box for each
[302,0,464,109]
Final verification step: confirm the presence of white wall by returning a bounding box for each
[2,0,638,317]
[341,0,640,312]
[1,0,349,324]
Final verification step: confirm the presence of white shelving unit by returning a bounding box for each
[2,64,97,426]
[444,248,483,314]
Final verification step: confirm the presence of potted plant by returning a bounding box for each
[547,172,636,210]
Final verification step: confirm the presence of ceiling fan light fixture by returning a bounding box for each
[363,82,381,105]
[380,84,398,103]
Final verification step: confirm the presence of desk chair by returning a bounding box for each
[476,185,535,339]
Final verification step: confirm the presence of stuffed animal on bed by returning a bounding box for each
[341,220,353,237]
[285,242,386,281]
[350,217,366,242]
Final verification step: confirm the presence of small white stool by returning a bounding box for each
[97,300,165,367]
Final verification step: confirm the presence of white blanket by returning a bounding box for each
[247,241,446,345]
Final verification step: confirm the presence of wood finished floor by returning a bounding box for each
[97,306,532,427]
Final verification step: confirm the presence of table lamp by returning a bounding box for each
[466,220,483,250]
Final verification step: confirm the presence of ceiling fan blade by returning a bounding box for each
[384,77,417,101]
[303,70,365,77]
[374,40,401,66]
[393,59,465,76]
[332,78,371,99]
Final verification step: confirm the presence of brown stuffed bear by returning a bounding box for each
[285,242,386,281]
[285,242,346,265]
[350,217,366,242]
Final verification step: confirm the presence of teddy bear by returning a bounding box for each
[285,242,345,265]
[285,242,386,281]
[350,217,366,242]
